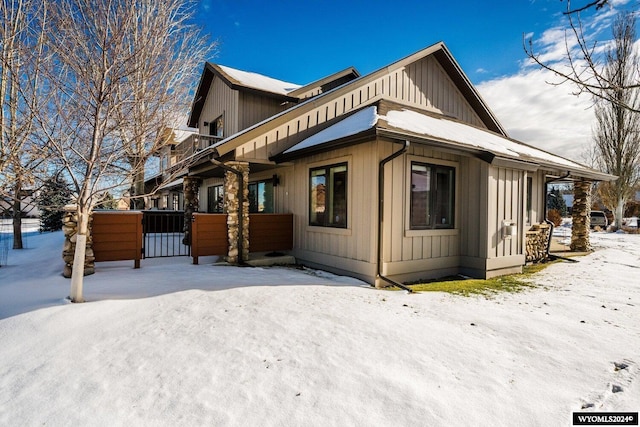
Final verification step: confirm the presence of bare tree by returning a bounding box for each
[39,0,213,302]
[525,0,640,112]
[0,0,48,249]
[115,0,215,209]
[591,12,640,229]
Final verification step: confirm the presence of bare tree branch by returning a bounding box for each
[591,12,640,228]
[33,0,215,302]
[524,0,640,112]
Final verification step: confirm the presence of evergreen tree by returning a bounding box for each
[38,177,72,232]
[98,192,119,210]
[547,187,568,217]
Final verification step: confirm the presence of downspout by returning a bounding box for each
[210,157,245,265]
[377,140,413,293]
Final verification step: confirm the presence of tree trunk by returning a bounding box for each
[12,180,23,250]
[615,198,625,229]
[69,205,89,303]
[131,170,146,210]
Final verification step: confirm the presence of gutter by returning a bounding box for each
[376,140,414,293]
[209,157,246,264]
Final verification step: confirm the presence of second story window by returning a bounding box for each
[160,155,168,172]
[209,114,224,138]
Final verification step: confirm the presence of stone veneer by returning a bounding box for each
[61,204,95,278]
[182,176,201,246]
[224,161,249,263]
[571,180,592,252]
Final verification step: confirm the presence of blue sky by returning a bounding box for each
[196,0,564,85]
[194,0,636,162]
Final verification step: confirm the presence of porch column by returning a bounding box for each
[182,176,201,246]
[570,180,592,252]
[224,161,249,264]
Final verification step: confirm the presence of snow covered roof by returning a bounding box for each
[188,42,612,181]
[282,105,613,180]
[380,108,583,169]
[187,63,302,128]
[217,65,301,96]
[199,42,509,159]
[283,107,378,154]
[172,127,198,143]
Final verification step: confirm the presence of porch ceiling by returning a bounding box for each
[189,159,281,179]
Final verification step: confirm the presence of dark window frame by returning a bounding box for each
[410,161,455,230]
[209,114,224,138]
[248,179,274,213]
[207,185,224,213]
[309,162,348,228]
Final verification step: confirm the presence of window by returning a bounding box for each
[160,155,168,172]
[410,162,455,229]
[310,163,347,228]
[209,114,224,138]
[248,180,274,213]
[172,193,180,211]
[162,195,169,210]
[207,185,224,213]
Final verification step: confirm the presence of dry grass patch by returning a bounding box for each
[401,262,556,296]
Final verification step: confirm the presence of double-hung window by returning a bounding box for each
[309,163,347,228]
[410,162,455,229]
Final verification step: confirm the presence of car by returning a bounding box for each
[624,217,638,228]
[590,210,608,229]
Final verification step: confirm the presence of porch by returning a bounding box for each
[86,210,294,271]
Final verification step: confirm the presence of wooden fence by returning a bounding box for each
[249,214,293,253]
[191,213,294,264]
[92,211,143,268]
[191,213,228,264]
[92,211,294,267]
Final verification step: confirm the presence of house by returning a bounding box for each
[0,189,40,218]
[144,127,199,210]
[180,42,614,286]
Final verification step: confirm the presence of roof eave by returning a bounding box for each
[187,63,215,128]
[287,66,361,97]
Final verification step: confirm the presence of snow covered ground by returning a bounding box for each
[0,228,638,426]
